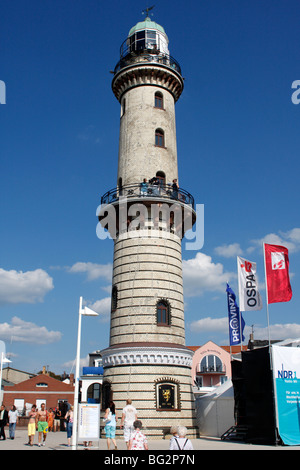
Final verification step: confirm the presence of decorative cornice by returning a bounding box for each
[101,344,193,368]
[112,64,184,102]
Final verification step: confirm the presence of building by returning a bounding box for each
[3,370,74,416]
[2,367,35,385]
[98,13,198,438]
[189,342,232,395]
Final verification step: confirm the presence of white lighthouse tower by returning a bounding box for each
[99,12,198,438]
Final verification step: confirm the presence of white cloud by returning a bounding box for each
[62,355,90,372]
[214,243,242,258]
[250,323,300,341]
[189,317,300,343]
[0,316,62,344]
[249,227,300,254]
[68,262,112,281]
[182,252,235,297]
[0,268,54,305]
[84,297,111,323]
[190,316,228,333]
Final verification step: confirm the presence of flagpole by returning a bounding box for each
[263,243,271,348]
[226,282,232,358]
[262,243,279,445]
[236,257,243,353]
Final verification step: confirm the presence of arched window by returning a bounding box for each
[200,355,223,373]
[154,91,163,109]
[156,171,166,187]
[111,285,118,312]
[155,128,165,148]
[156,300,170,325]
[87,383,101,404]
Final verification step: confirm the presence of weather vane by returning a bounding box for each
[142,5,155,18]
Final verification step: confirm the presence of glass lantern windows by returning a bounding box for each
[130,30,158,53]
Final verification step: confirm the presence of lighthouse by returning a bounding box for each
[98,12,198,438]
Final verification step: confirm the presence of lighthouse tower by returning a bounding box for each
[99,13,198,438]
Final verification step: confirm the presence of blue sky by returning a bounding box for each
[1,0,300,375]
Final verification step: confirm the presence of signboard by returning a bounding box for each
[272,345,300,446]
[158,384,175,409]
[78,403,100,441]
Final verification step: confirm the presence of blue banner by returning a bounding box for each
[272,345,300,446]
[226,284,245,346]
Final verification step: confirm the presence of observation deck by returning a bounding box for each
[98,183,196,239]
[101,182,194,209]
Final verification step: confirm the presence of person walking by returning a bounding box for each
[8,405,18,439]
[48,408,54,432]
[65,406,74,447]
[168,425,179,449]
[120,399,137,449]
[0,405,8,440]
[169,426,193,450]
[104,401,118,450]
[128,420,148,450]
[27,405,37,446]
[36,403,48,447]
[53,406,61,432]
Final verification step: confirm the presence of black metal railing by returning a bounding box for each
[196,365,226,375]
[114,51,182,75]
[101,182,194,209]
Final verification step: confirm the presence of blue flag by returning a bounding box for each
[226,283,245,346]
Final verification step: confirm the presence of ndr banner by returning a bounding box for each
[272,345,300,446]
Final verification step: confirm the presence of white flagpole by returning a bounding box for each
[263,243,271,348]
[236,257,243,353]
[262,244,279,444]
[226,282,232,358]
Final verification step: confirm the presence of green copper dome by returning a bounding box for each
[128,17,167,37]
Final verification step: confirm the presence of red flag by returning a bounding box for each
[264,243,292,304]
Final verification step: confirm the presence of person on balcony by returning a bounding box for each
[172,179,179,199]
[140,178,148,196]
[149,177,159,195]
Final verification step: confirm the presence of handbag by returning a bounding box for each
[103,410,112,424]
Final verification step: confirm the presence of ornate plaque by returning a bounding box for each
[158,383,175,409]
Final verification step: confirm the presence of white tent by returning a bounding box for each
[195,379,235,438]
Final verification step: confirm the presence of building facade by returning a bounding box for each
[3,372,74,415]
[190,342,232,394]
[98,15,198,438]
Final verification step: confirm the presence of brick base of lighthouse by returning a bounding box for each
[101,344,199,439]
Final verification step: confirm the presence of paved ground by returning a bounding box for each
[0,428,299,451]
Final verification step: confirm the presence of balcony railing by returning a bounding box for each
[114,51,182,75]
[196,365,226,375]
[100,182,195,209]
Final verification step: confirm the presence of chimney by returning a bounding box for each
[69,373,74,386]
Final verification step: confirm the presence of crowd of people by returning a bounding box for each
[0,398,193,450]
[140,177,179,199]
[103,398,193,450]
[0,402,72,447]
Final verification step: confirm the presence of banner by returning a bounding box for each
[226,284,245,346]
[237,256,263,311]
[272,345,300,445]
[264,244,292,304]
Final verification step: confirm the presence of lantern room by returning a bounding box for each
[120,16,170,59]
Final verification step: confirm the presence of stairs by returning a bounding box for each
[221,425,248,442]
